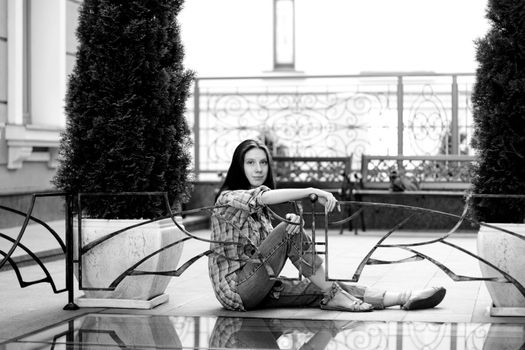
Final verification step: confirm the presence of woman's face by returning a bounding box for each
[243,148,268,188]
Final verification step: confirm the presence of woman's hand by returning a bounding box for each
[315,190,340,213]
[285,213,303,236]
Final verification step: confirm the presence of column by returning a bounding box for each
[29,0,67,127]
[7,0,24,125]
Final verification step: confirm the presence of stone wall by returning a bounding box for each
[352,191,478,232]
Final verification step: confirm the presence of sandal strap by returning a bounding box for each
[321,283,343,305]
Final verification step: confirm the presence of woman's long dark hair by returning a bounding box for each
[215,139,276,202]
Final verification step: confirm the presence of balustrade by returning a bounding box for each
[188,73,475,179]
[2,191,523,314]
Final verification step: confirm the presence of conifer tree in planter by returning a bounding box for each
[53,0,194,308]
[469,0,525,313]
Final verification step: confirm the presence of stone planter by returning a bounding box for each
[477,223,525,314]
[74,217,185,309]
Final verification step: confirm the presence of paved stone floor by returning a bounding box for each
[1,225,525,349]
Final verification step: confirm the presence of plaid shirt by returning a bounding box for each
[208,185,273,311]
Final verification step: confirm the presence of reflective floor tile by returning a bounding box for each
[2,313,525,349]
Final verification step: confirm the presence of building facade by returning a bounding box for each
[0,0,80,193]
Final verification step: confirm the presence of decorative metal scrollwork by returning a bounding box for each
[363,156,474,185]
[197,83,389,171]
[192,75,475,175]
[2,191,523,314]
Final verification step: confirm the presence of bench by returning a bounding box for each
[271,156,354,232]
[352,154,476,232]
[272,156,352,191]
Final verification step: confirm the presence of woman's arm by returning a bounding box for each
[260,187,339,212]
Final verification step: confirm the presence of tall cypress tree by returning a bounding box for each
[469,0,525,223]
[53,0,194,219]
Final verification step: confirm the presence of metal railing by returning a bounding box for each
[1,191,524,312]
[188,73,476,178]
[0,192,77,309]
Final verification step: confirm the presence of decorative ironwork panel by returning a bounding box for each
[363,155,475,186]
[193,77,393,174]
[405,82,450,155]
[3,191,525,326]
[273,156,351,183]
[189,74,475,178]
[403,75,475,156]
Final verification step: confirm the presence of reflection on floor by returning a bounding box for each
[3,313,525,349]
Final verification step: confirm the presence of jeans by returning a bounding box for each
[236,223,386,310]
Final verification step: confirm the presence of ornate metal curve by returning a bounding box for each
[192,74,476,175]
[319,198,525,296]
[0,197,67,270]
[2,190,524,308]
[0,192,69,294]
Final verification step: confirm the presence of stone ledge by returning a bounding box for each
[348,191,475,231]
[4,124,61,170]
[75,293,169,309]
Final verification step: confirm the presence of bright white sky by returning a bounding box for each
[180,0,490,76]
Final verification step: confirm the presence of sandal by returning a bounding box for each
[320,283,373,312]
[402,287,446,310]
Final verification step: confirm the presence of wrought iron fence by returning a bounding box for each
[360,155,475,189]
[1,191,524,314]
[188,73,475,179]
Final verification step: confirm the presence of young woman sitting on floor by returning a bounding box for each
[208,139,446,312]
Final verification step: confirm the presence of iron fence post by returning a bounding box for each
[63,194,79,310]
[66,319,76,349]
[193,79,200,177]
[451,75,459,154]
[397,76,404,166]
